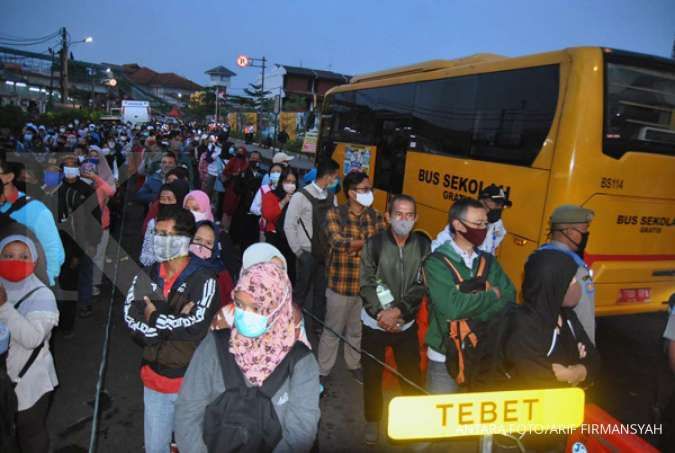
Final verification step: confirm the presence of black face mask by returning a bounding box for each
[561,229,589,259]
[487,208,502,224]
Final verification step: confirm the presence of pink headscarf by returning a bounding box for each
[183,190,214,222]
[230,262,295,386]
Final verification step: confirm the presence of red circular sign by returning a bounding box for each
[236,55,250,68]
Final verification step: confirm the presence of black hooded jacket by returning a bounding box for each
[505,250,601,390]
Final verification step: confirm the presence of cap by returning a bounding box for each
[272,152,295,165]
[550,204,594,225]
[479,184,512,207]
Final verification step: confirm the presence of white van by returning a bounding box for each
[121,100,150,124]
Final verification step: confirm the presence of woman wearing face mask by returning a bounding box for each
[251,163,283,241]
[504,249,600,450]
[189,221,233,309]
[261,168,298,284]
[79,161,116,296]
[175,262,320,453]
[140,181,189,267]
[212,146,230,222]
[183,190,214,223]
[0,235,59,453]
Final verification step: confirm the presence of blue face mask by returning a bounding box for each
[43,170,62,188]
[328,178,339,191]
[234,307,268,338]
[85,158,99,165]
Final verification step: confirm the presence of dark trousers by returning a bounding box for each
[362,324,422,423]
[294,253,327,329]
[266,231,296,286]
[16,391,51,453]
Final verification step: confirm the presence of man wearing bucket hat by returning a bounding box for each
[539,204,596,343]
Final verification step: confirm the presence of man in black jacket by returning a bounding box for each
[57,155,101,327]
[123,206,220,453]
[359,194,429,445]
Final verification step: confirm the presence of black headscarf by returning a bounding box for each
[160,179,189,207]
[521,249,578,331]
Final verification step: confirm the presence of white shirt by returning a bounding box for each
[249,185,272,216]
[431,220,507,256]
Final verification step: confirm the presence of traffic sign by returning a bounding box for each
[388,388,585,440]
[236,55,250,68]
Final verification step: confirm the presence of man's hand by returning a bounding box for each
[210,307,231,331]
[577,342,587,359]
[350,239,365,253]
[0,284,6,307]
[552,363,587,385]
[180,302,195,315]
[143,296,157,323]
[377,308,402,332]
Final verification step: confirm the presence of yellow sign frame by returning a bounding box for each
[388,388,585,440]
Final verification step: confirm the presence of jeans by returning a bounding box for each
[362,324,422,422]
[16,391,52,453]
[77,251,94,307]
[143,387,178,453]
[426,359,459,394]
[93,229,110,287]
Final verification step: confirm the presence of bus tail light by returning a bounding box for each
[617,288,651,304]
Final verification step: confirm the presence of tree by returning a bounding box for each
[243,82,273,113]
[282,94,308,112]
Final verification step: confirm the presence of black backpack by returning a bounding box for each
[202,330,311,453]
[297,188,334,263]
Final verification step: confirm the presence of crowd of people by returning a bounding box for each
[0,118,671,453]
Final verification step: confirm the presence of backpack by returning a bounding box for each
[202,330,311,453]
[422,251,512,389]
[297,188,335,263]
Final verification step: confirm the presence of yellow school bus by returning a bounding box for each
[316,47,675,316]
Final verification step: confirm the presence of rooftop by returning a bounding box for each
[205,65,236,77]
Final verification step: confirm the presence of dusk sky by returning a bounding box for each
[2,0,673,94]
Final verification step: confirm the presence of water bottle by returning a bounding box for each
[376,279,394,310]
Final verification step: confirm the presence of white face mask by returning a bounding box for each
[269,172,281,186]
[282,182,296,194]
[355,190,374,208]
[63,166,80,179]
[153,235,191,262]
[191,210,209,222]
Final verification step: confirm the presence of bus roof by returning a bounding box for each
[350,53,506,84]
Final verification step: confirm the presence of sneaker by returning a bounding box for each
[350,368,364,385]
[364,421,379,445]
[79,305,93,318]
[92,286,101,297]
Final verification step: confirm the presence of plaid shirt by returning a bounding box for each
[326,204,386,296]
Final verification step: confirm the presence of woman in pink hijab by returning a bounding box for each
[183,190,214,223]
[175,262,320,452]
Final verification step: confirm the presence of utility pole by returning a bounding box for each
[237,55,267,140]
[48,47,55,110]
[214,87,219,123]
[59,27,69,104]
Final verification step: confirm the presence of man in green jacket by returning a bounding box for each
[360,194,430,445]
[423,198,515,394]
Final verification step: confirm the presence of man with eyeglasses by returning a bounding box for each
[423,197,515,394]
[318,171,386,387]
[359,194,429,445]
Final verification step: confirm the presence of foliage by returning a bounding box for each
[282,94,308,112]
[0,105,106,133]
[243,82,273,113]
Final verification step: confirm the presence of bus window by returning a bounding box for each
[373,120,411,194]
[413,75,477,157]
[604,57,675,158]
[469,65,559,166]
[332,91,376,144]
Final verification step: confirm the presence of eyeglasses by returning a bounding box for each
[460,218,489,228]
